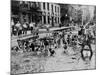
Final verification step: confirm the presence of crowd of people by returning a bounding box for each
[11,20,37,36]
[11,18,96,62]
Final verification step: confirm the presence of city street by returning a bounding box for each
[44,44,95,72]
[11,26,96,74]
[11,1,96,75]
[11,38,96,74]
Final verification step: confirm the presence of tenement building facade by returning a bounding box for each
[40,2,61,27]
[11,0,61,27]
[11,0,42,24]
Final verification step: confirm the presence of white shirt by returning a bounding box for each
[29,23,33,27]
[11,20,14,26]
[15,22,21,27]
[23,23,27,28]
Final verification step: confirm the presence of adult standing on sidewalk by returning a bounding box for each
[23,22,28,35]
[11,19,15,36]
[15,21,22,36]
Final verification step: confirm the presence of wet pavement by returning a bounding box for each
[11,43,96,74]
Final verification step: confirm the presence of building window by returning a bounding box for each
[36,2,39,7]
[43,16,46,24]
[21,1,28,9]
[30,2,36,8]
[43,2,45,10]
[58,7,59,13]
[48,16,50,24]
[58,17,59,23]
[55,6,56,12]
[51,5,53,12]
[47,3,49,10]
[55,17,57,23]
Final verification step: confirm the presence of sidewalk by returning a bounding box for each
[11,26,77,41]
